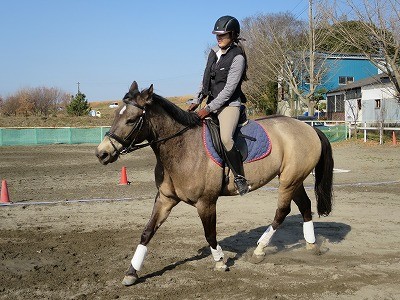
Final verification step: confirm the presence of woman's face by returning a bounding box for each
[216,33,232,49]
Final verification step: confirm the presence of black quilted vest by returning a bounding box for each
[201,45,246,105]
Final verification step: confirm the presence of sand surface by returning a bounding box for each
[1,141,399,299]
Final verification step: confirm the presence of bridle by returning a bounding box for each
[105,100,191,155]
[105,101,147,155]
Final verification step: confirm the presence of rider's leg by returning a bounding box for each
[218,106,249,195]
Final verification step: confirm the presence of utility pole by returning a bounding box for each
[308,0,316,116]
[77,82,81,94]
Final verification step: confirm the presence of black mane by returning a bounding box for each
[152,93,200,127]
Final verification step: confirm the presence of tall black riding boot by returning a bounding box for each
[224,146,250,196]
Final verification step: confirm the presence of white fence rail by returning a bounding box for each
[300,120,399,145]
[347,122,399,144]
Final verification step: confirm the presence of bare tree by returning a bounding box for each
[31,87,65,116]
[16,89,34,117]
[0,96,4,115]
[242,2,342,117]
[327,0,400,101]
[1,95,20,116]
[242,12,305,115]
[0,87,70,117]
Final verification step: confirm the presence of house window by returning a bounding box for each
[327,95,335,111]
[375,99,381,109]
[336,94,345,112]
[357,99,362,110]
[327,94,345,113]
[339,76,354,85]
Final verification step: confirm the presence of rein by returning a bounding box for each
[105,102,191,155]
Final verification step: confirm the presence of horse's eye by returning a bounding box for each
[126,118,136,126]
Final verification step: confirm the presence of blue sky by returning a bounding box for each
[1,0,313,101]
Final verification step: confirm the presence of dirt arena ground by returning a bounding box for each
[1,140,399,300]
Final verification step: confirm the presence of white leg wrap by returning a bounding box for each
[210,244,224,262]
[257,225,276,246]
[131,244,148,271]
[303,220,316,244]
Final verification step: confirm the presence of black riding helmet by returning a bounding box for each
[212,15,240,39]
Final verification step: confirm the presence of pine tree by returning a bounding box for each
[67,92,91,116]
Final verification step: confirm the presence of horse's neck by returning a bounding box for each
[147,111,201,161]
[147,110,183,140]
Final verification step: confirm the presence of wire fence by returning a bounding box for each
[0,127,110,146]
[0,124,348,146]
[0,122,364,146]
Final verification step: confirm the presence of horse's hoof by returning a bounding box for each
[249,253,266,264]
[253,243,267,258]
[253,248,266,257]
[306,242,321,255]
[214,260,228,271]
[122,275,138,286]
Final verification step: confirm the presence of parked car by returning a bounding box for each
[294,116,327,128]
[109,102,119,108]
[89,110,101,117]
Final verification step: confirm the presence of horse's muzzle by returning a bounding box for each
[95,148,118,165]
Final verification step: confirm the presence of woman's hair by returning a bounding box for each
[235,36,248,81]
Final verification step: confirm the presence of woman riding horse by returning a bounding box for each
[189,15,249,196]
[96,81,334,286]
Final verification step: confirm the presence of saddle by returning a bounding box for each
[203,107,272,167]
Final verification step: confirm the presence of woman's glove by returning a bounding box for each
[197,108,210,119]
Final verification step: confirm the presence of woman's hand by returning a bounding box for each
[197,108,210,119]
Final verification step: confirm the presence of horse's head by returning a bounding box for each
[96,81,153,165]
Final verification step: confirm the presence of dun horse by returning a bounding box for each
[96,81,334,286]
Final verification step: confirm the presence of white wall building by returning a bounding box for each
[327,74,400,124]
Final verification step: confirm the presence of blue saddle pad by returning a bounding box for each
[202,119,272,167]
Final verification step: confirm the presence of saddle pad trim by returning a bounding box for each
[202,124,224,167]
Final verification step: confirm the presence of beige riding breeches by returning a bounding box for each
[217,105,240,151]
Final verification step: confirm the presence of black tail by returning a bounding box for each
[314,128,334,216]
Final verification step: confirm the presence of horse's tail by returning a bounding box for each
[314,127,334,216]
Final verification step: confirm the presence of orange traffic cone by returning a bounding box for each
[1,180,11,203]
[393,131,397,145]
[119,166,130,185]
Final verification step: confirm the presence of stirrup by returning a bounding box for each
[234,175,249,196]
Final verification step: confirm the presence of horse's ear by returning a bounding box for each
[147,84,153,95]
[140,84,154,104]
[129,81,139,94]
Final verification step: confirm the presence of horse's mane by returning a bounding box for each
[152,93,200,127]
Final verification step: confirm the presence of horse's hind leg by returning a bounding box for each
[293,184,318,250]
[122,192,179,286]
[253,184,295,256]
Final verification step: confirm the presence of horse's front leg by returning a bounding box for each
[122,191,179,286]
[196,200,228,271]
